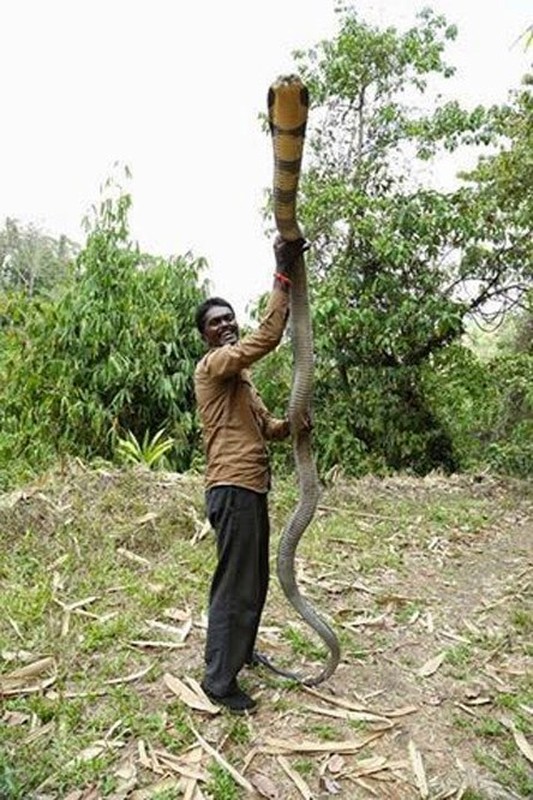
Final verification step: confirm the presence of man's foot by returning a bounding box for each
[201,682,257,714]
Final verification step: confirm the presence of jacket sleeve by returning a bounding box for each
[204,288,289,378]
[252,386,291,441]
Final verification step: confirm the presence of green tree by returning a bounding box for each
[260,6,532,475]
[0,217,78,297]
[0,174,208,487]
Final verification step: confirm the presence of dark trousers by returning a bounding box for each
[203,485,270,696]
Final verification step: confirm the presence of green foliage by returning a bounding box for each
[482,353,533,477]
[0,11,530,485]
[282,625,327,661]
[423,339,533,478]
[0,171,207,487]
[224,717,253,745]
[206,763,239,800]
[115,428,175,469]
[461,74,532,222]
[258,6,532,476]
[0,759,21,800]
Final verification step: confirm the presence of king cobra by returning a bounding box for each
[261,75,340,686]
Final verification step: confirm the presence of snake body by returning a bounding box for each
[267,76,340,686]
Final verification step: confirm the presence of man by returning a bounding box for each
[194,235,308,713]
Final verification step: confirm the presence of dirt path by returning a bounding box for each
[192,479,533,800]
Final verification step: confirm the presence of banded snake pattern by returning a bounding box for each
[265,75,340,686]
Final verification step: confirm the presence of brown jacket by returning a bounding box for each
[194,288,290,492]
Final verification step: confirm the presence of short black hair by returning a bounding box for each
[195,297,235,334]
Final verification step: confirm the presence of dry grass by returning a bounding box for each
[0,462,532,799]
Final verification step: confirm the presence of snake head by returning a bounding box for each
[268,76,309,135]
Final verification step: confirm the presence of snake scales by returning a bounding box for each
[265,75,340,686]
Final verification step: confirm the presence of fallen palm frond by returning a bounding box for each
[145,617,192,641]
[408,740,429,798]
[501,717,533,764]
[151,749,208,781]
[0,656,57,697]
[163,673,219,714]
[104,663,155,686]
[259,732,385,755]
[352,755,389,777]
[137,739,165,775]
[54,595,99,611]
[129,639,185,650]
[22,720,55,745]
[117,547,152,566]
[302,686,417,719]
[417,651,446,677]
[302,703,395,728]
[190,723,255,794]
[277,755,313,799]
[340,613,388,628]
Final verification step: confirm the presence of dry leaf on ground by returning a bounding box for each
[408,740,429,798]
[417,651,446,677]
[190,723,254,793]
[501,717,533,764]
[325,754,345,774]
[249,772,280,799]
[0,656,57,696]
[129,778,182,799]
[163,673,219,714]
[277,755,313,799]
[108,759,137,800]
[105,663,155,686]
[145,618,192,641]
[261,732,384,755]
[302,702,394,728]
[129,639,185,650]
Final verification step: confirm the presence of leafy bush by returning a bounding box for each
[0,176,207,488]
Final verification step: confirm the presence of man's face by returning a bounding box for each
[202,305,239,348]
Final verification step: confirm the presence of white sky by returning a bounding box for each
[1,1,530,317]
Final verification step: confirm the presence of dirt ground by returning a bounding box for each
[1,468,532,799]
[124,472,532,800]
